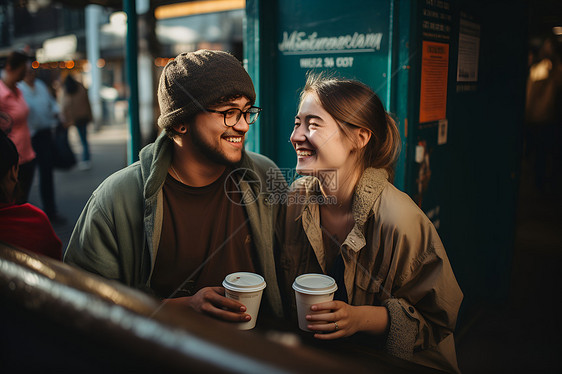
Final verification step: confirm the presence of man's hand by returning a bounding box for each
[164,286,250,323]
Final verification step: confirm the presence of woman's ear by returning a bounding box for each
[355,128,372,150]
[0,165,19,203]
[9,165,19,184]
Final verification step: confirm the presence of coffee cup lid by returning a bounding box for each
[223,272,266,293]
[292,273,338,295]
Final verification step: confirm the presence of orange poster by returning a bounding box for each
[419,41,449,123]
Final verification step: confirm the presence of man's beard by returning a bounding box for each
[189,125,243,167]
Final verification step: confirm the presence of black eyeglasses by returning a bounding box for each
[205,106,262,127]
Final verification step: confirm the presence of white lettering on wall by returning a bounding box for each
[299,56,355,69]
[279,31,383,55]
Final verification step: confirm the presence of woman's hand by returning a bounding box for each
[306,301,389,340]
[164,286,250,323]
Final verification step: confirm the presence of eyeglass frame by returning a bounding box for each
[205,106,262,127]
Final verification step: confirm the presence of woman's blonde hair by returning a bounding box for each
[299,73,401,181]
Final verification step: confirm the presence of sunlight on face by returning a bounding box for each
[189,96,251,166]
[290,93,356,177]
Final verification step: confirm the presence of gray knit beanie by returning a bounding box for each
[157,50,256,133]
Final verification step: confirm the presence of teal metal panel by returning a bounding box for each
[124,0,140,164]
[386,0,395,106]
[245,0,410,180]
[274,0,393,173]
[389,0,413,191]
[244,0,278,159]
[243,0,260,154]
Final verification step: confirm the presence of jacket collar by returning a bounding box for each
[140,132,173,200]
[299,168,389,254]
[352,168,389,228]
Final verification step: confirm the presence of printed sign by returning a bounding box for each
[278,31,384,55]
[438,119,448,145]
[277,30,385,71]
[419,41,449,123]
[457,19,480,82]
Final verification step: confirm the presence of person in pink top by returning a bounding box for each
[0,51,36,204]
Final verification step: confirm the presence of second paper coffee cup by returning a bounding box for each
[292,273,338,332]
[223,272,266,330]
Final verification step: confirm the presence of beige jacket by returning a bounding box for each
[277,168,463,373]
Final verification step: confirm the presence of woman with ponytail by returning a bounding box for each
[277,74,462,373]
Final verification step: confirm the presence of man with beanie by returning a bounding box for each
[65,50,285,324]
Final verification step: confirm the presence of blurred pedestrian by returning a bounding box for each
[18,66,65,224]
[0,51,36,203]
[0,129,62,260]
[58,74,93,171]
[525,36,562,191]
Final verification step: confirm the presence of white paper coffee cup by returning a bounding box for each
[292,273,338,332]
[223,272,266,330]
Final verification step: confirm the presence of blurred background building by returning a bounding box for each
[0,0,245,143]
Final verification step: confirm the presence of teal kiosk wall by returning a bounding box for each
[245,0,528,324]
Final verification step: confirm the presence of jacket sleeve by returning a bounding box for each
[64,191,122,281]
[382,222,463,373]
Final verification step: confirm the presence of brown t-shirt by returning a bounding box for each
[150,169,257,299]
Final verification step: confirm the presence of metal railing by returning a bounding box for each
[1,242,374,373]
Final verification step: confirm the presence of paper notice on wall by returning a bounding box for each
[457,19,480,82]
[438,119,448,145]
[419,41,449,123]
[415,144,425,163]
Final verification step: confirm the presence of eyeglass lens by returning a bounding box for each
[225,108,260,126]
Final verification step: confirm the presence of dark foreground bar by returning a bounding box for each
[0,242,441,373]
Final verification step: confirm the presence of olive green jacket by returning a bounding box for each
[277,168,463,373]
[64,133,284,317]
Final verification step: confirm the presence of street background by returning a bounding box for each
[28,124,128,250]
